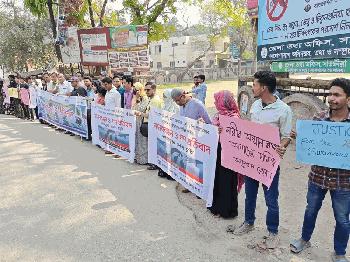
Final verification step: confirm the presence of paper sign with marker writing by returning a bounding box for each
[296,120,350,170]
[220,115,281,188]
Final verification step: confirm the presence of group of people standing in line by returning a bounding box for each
[0,70,349,262]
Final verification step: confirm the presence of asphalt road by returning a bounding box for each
[1,115,348,262]
[0,115,242,262]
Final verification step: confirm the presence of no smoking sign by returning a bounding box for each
[266,0,288,22]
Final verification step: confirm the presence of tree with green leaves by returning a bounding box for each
[122,0,190,42]
[0,1,56,72]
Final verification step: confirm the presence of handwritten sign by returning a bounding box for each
[220,115,281,188]
[296,120,350,170]
[258,0,350,61]
[148,108,218,206]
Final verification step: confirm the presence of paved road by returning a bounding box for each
[0,115,241,262]
[1,115,348,262]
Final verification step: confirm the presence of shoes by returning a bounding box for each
[331,253,349,262]
[147,165,158,170]
[230,222,254,236]
[259,232,280,249]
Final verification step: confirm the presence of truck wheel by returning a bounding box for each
[237,85,256,120]
[282,94,328,129]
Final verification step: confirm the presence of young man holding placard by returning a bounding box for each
[232,71,292,250]
[290,78,350,262]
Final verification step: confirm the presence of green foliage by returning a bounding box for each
[0,6,56,72]
[201,0,253,59]
[24,0,48,17]
[122,0,186,42]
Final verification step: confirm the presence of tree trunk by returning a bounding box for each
[47,0,62,61]
[177,44,212,82]
[99,0,108,27]
[87,0,96,27]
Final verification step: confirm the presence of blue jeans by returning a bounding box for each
[244,167,280,234]
[301,181,350,256]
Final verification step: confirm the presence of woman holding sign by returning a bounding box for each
[208,90,243,218]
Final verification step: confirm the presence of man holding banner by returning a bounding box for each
[232,71,292,250]
[291,78,350,262]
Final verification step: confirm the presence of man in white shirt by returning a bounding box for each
[56,74,73,96]
[101,77,121,109]
[232,71,292,250]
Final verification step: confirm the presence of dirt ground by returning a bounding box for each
[171,74,349,262]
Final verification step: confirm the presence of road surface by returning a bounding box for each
[0,115,347,262]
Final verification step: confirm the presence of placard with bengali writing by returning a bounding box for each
[220,115,281,188]
[296,120,350,170]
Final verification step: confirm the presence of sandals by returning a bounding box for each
[290,238,311,254]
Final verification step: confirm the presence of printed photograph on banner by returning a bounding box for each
[296,120,350,170]
[60,27,81,64]
[257,0,350,61]
[148,108,218,206]
[109,25,148,48]
[219,115,281,188]
[91,103,136,162]
[37,90,89,138]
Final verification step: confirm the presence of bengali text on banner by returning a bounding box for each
[148,108,218,207]
[91,103,136,162]
[37,90,89,138]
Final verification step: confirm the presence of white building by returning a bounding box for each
[149,35,230,71]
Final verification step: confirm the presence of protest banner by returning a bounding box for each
[296,120,350,170]
[78,28,111,65]
[257,0,350,61]
[148,108,218,206]
[219,115,281,188]
[60,26,81,64]
[109,25,148,48]
[37,90,89,138]
[91,103,136,163]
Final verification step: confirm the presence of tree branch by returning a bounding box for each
[99,0,108,27]
[87,0,96,27]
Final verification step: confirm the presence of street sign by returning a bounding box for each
[271,59,350,73]
[257,0,350,61]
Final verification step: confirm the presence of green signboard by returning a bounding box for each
[271,59,350,73]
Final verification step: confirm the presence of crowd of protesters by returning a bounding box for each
[0,70,349,262]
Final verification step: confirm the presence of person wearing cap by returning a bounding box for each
[170,88,211,124]
[70,76,87,97]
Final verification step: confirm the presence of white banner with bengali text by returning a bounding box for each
[148,108,218,207]
[91,103,136,162]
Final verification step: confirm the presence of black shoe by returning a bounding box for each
[147,165,158,170]
[158,170,167,178]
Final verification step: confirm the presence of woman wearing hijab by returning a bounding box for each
[209,90,244,219]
